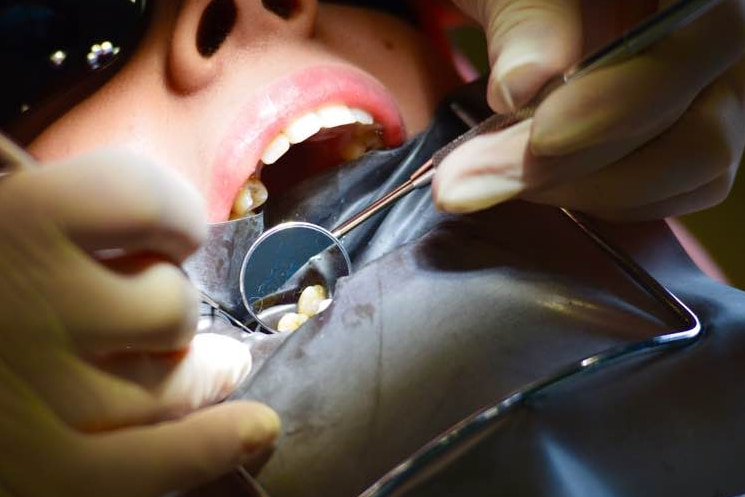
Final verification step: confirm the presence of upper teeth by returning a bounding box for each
[261,105,376,165]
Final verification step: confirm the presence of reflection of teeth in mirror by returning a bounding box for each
[260,105,378,165]
[317,298,332,314]
[297,285,328,316]
[230,176,268,219]
[277,312,309,333]
[277,285,331,332]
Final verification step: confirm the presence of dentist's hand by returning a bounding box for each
[436,0,745,220]
[0,149,279,496]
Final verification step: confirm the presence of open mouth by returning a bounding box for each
[229,103,384,220]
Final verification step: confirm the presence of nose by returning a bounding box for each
[168,0,318,93]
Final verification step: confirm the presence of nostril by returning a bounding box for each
[261,0,300,19]
[197,0,237,57]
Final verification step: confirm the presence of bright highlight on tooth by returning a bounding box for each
[352,109,374,125]
[316,105,357,128]
[285,113,322,144]
[262,134,291,165]
[260,105,379,166]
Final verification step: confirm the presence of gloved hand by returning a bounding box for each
[435,0,745,220]
[0,149,279,496]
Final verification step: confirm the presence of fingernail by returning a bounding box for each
[434,120,531,213]
[436,174,524,213]
[239,404,281,456]
[240,402,281,469]
[492,42,549,113]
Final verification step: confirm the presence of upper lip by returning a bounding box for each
[209,64,406,221]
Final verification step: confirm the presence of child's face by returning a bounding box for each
[27,1,459,221]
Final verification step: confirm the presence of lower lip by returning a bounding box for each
[210,65,406,221]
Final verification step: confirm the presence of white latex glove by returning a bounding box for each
[0,149,279,496]
[436,0,745,220]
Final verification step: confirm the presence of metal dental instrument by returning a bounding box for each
[333,0,725,237]
[356,209,704,497]
[240,0,724,334]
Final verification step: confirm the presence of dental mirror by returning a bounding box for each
[240,221,351,332]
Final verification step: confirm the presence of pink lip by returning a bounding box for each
[209,64,406,221]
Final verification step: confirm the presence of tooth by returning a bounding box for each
[351,108,374,125]
[317,105,356,128]
[364,132,384,149]
[231,185,255,218]
[261,133,291,165]
[284,112,322,144]
[245,177,268,208]
[230,177,268,218]
[340,139,368,162]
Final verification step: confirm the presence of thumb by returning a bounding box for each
[84,401,280,497]
[453,0,583,112]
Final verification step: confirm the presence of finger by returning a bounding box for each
[530,0,745,158]
[591,173,737,222]
[39,245,199,353]
[525,62,745,217]
[433,119,533,213]
[0,358,81,496]
[452,0,582,112]
[100,333,253,414]
[78,402,279,497]
[9,148,207,263]
[4,333,252,431]
[0,362,279,497]
[0,190,198,354]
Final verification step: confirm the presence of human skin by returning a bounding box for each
[0,2,462,495]
[28,0,461,222]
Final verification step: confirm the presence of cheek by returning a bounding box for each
[28,81,212,198]
[316,7,459,134]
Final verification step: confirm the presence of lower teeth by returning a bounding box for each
[230,176,268,220]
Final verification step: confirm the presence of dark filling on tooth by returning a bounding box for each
[261,123,382,196]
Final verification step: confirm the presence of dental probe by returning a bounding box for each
[331,0,724,239]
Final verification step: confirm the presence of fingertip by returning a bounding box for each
[36,147,208,262]
[235,401,281,457]
[493,50,553,112]
[483,0,583,112]
[435,173,524,213]
[433,129,530,213]
[86,401,281,496]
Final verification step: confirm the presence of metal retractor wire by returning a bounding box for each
[355,207,703,497]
